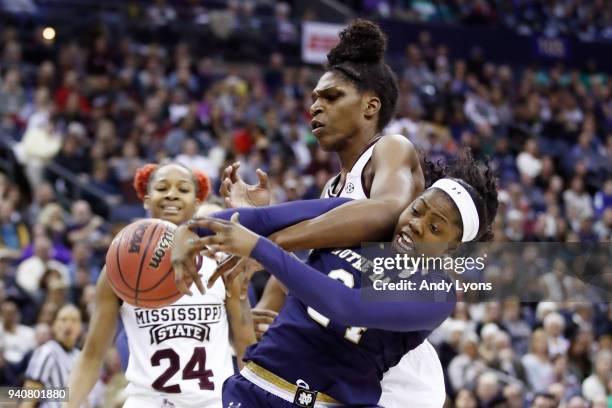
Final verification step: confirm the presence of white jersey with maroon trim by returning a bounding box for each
[324,136,446,407]
[120,256,233,407]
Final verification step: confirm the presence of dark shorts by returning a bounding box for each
[222,374,298,408]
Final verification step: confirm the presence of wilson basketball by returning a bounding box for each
[105,219,181,308]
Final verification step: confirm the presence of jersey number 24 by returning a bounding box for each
[151,347,214,393]
[307,269,367,344]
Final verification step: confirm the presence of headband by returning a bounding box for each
[429,178,480,242]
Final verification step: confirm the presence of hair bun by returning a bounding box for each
[327,19,387,66]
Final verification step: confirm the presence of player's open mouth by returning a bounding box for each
[394,230,415,253]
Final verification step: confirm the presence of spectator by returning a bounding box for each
[581,350,611,402]
[502,383,525,408]
[15,234,69,296]
[490,331,527,386]
[0,300,36,366]
[593,179,612,218]
[0,200,29,258]
[502,296,531,355]
[26,181,56,225]
[475,371,501,407]
[563,177,594,223]
[454,388,478,408]
[550,354,581,400]
[21,205,72,264]
[530,392,556,408]
[448,332,485,392]
[593,207,612,241]
[0,69,25,130]
[516,138,543,179]
[522,329,554,392]
[66,200,111,255]
[66,242,99,288]
[175,138,220,182]
[13,111,62,187]
[566,394,589,408]
[0,335,22,386]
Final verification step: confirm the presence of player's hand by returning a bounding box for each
[171,225,206,296]
[252,309,278,341]
[210,257,263,295]
[186,213,260,259]
[219,162,271,208]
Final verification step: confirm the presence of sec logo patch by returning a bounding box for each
[345,182,354,193]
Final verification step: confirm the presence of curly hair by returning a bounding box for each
[420,149,499,242]
[326,19,399,131]
[133,163,211,202]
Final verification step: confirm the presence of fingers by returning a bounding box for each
[192,269,206,295]
[239,271,250,300]
[219,178,232,199]
[187,217,229,233]
[252,309,278,320]
[256,168,269,189]
[225,257,248,286]
[230,212,240,224]
[208,255,241,288]
[252,309,278,340]
[227,162,241,183]
[174,265,193,296]
[222,162,240,182]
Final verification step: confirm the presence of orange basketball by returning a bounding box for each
[105,218,182,308]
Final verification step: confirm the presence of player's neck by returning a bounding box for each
[337,132,378,173]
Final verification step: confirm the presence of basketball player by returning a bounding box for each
[65,163,255,408]
[193,19,440,407]
[183,149,499,407]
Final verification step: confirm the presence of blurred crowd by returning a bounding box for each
[0,4,611,408]
[353,0,612,42]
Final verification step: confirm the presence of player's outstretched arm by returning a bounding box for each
[270,135,424,251]
[196,215,454,332]
[225,277,256,369]
[65,268,119,408]
[249,238,454,331]
[172,198,351,294]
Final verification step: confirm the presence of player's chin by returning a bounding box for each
[314,131,337,150]
[158,211,188,225]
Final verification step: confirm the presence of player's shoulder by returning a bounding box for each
[373,134,417,158]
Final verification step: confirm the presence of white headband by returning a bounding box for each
[429,178,480,242]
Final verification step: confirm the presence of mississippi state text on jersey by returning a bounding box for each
[120,256,234,407]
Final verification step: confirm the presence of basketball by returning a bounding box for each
[105,219,181,308]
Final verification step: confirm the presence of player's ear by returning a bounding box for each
[363,94,381,119]
[143,195,151,211]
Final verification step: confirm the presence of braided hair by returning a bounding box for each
[133,163,211,202]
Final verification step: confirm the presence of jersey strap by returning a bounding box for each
[241,362,342,407]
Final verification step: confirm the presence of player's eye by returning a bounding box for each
[179,188,190,193]
[411,207,419,216]
[430,224,439,234]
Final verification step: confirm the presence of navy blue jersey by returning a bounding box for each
[245,245,454,406]
[199,198,456,405]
